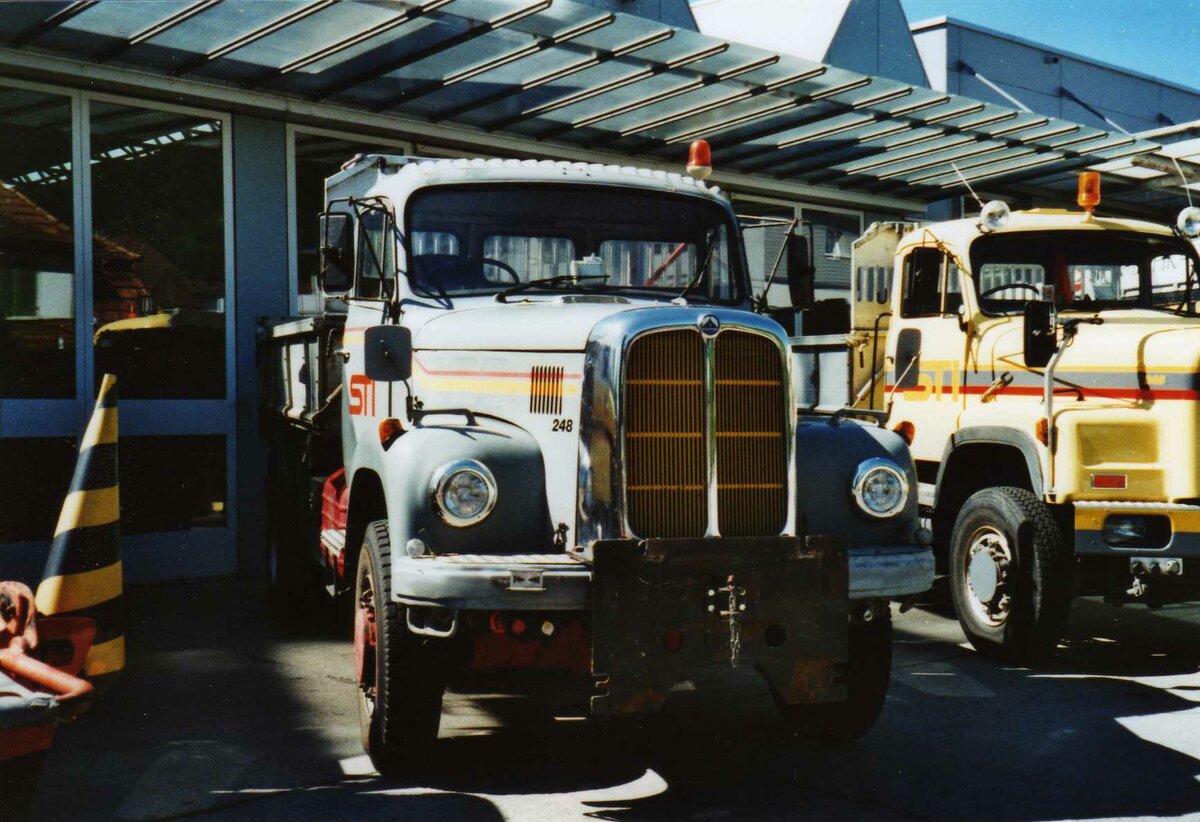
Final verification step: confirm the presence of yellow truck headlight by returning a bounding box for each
[431,459,497,527]
[851,458,909,519]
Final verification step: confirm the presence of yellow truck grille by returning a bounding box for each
[624,327,787,539]
[626,329,707,538]
[715,331,788,536]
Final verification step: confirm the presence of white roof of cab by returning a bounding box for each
[327,155,728,207]
[900,208,1176,263]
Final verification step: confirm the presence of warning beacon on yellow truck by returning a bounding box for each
[798,172,1200,663]
[259,149,934,775]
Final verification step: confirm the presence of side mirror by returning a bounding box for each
[318,212,353,294]
[364,325,412,382]
[785,232,815,310]
[1023,300,1058,368]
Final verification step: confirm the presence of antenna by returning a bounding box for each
[951,161,984,209]
[1170,154,1195,209]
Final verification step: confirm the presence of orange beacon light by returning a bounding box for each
[1077,171,1101,214]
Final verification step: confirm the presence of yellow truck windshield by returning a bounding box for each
[970,230,1200,315]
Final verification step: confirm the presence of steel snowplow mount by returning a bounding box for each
[590,535,849,715]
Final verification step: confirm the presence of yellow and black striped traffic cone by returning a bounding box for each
[35,374,123,689]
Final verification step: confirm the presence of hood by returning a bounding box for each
[986,310,1200,381]
[413,299,663,352]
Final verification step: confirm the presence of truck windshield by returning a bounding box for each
[405,184,743,302]
[970,230,1200,315]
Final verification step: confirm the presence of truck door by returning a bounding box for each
[850,223,907,409]
[886,245,967,465]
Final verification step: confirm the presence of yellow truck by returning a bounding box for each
[796,174,1200,663]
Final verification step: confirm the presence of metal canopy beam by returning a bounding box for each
[311,0,553,103]
[429,26,673,122]
[9,1,98,48]
[485,40,730,132]
[256,0,455,83]
[373,12,615,110]
[94,0,224,64]
[542,54,782,138]
[171,0,336,77]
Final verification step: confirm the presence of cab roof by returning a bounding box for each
[327,155,729,208]
[898,208,1176,258]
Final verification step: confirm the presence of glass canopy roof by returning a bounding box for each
[0,0,1171,202]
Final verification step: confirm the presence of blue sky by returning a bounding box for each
[898,0,1200,90]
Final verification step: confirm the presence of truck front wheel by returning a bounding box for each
[949,486,1071,665]
[774,603,892,744]
[355,520,447,776]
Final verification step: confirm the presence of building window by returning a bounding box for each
[803,208,862,292]
[0,88,75,398]
[90,102,226,399]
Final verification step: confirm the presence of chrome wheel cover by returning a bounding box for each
[963,525,1013,628]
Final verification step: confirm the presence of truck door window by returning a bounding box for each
[901,248,963,318]
[356,207,395,299]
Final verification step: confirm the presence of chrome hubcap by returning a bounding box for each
[964,526,1012,627]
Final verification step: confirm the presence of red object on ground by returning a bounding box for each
[0,614,95,764]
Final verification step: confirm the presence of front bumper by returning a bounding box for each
[391,543,933,610]
[591,535,848,714]
[1075,501,1200,558]
[849,545,934,599]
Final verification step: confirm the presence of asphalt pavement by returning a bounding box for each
[29,578,1200,821]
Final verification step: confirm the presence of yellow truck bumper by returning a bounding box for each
[1074,501,1200,557]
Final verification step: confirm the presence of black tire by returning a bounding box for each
[355,520,448,777]
[775,604,893,744]
[949,486,1072,665]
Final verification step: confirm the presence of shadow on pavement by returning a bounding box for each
[29,579,1200,821]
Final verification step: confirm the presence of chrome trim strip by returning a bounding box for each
[703,333,720,537]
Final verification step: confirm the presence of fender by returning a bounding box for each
[936,426,1045,499]
[377,417,553,560]
[795,417,920,545]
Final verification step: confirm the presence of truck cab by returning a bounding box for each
[261,154,932,774]
[832,177,1200,662]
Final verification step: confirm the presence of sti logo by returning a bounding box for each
[698,314,721,337]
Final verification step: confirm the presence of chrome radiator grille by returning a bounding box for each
[715,331,788,536]
[624,327,788,539]
[625,329,707,538]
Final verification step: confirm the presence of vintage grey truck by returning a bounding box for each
[260,152,932,775]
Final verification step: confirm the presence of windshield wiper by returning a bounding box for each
[676,229,719,302]
[495,274,609,303]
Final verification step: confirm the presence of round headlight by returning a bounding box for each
[980,200,1011,232]
[851,458,909,519]
[1177,206,1200,238]
[430,459,497,527]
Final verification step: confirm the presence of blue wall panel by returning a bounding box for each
[232,116,290,576]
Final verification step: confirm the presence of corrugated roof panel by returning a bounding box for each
[0,0,1173,204]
